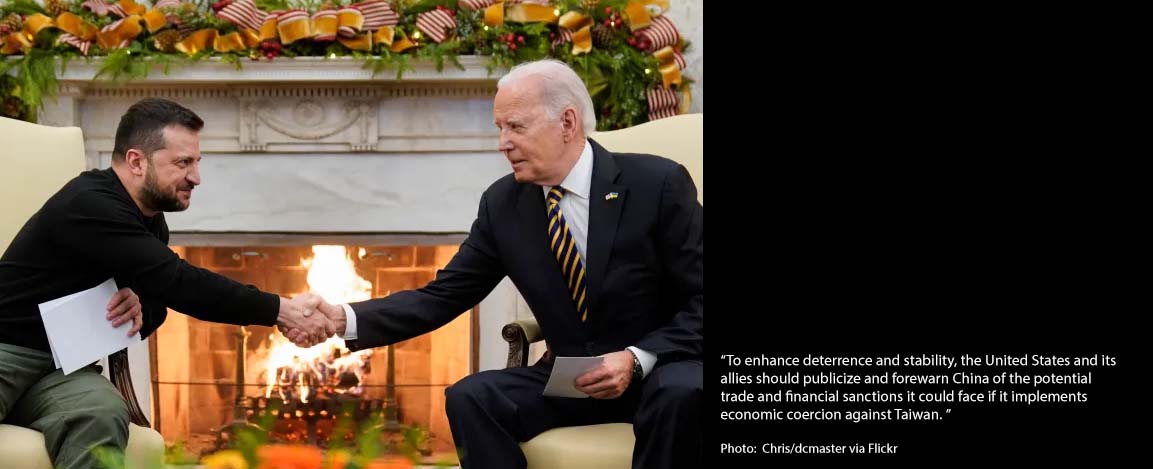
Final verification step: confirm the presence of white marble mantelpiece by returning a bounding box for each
[42,56,510,234]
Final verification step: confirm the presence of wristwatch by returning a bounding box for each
[628,349,644,382]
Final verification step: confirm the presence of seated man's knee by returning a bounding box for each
[76,390,130,432]
[445,371,491,407]
[657,380,702,406]
[646,365,704,411]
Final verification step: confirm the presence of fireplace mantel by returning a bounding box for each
[53,55,501,84]
[42,56,512,233]
[43,56,506,155]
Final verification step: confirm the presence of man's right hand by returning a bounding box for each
[276,293,334,347]
[315,301,347,338]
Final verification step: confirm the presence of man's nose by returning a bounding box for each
[187,165,201,186]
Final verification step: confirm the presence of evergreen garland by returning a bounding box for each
[1,0,693,129]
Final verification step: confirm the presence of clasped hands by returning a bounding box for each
[275,293,347,347]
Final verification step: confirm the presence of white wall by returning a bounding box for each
[664,0,704,113]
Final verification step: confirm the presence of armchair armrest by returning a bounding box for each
[108,349,151,427]
[503,319,543,368]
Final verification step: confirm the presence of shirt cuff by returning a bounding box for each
[627,346,657,378]
[340,303,358,340]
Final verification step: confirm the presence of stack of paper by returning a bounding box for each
[38,278,140,375]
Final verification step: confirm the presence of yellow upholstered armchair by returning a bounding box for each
[0,116,165,468]
[502,113,703,469]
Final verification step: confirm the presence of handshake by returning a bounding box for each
[275,293,347,347]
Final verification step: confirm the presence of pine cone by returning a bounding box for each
[591,23,614,48]
[153,29,182,53]
[1,14,24,34]
[2,96,25,119]
[46,0,70,17]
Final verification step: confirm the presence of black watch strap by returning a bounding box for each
[629,349,644,381]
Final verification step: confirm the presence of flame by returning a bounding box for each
[262,246,375,403]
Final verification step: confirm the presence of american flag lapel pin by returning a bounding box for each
[605,192,619,201]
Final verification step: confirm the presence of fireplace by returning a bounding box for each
[152,241,475,457]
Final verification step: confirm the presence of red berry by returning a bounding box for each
[517,35,524,44]
[604,6,613,14]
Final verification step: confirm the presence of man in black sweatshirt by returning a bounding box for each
[0,98,334,468]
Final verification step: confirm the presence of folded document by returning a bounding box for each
[38,278,140,375]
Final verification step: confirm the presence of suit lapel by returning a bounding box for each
[585,140,626,320]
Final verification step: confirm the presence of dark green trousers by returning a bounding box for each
[0,343,129,469]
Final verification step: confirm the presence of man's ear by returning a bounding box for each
[124,149,147,176]
[561,107,579,142]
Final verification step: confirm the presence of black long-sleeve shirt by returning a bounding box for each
[0,168,278,353]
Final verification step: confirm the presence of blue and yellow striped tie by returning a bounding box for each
[547,187,589,322]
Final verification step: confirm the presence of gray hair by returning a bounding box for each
[497,59,597,134]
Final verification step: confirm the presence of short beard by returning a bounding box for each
[140,163,188,212]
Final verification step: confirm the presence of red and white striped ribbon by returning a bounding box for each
[82,0,128,17]
[152,0,182,10]
[416,9,456,43]
[58,33,91,55]
[646,87,679,121]
[353,0,399,30]
[636,15,678,51]
[216,0,265,32]
[552,27,572,47]
[459,0,496,10]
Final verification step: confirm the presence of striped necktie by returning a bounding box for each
[547,187,589,322]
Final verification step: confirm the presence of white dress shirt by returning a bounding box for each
[341,139,657,378]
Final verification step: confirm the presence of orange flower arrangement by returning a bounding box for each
[201,445,414,469]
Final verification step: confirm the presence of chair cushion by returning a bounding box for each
[0,424,52,468]
[520,423,634,469]
[0,423,164,469]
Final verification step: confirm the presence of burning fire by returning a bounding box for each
[262,246,375,403]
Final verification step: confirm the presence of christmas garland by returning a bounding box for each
[0,0,693,130]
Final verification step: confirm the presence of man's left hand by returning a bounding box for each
[107,287,143,337]
[575,350,634,399]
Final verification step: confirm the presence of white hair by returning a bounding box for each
[497,59,597,134]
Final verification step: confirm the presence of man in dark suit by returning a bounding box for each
[310,59,703,468]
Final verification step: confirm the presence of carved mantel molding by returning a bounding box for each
[42,56,504,156]
[55,56,500,84]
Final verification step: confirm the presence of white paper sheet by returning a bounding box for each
[543,356,605,398]
[38,278,139,375]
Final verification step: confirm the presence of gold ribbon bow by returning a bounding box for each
[624,1,651,30]
[557,11,592,55]
[174,29,217,55]
[57,12,99,40]
[506,3,558,24]
[389,29,416,53]
[24,14,56,37]
[652,45,681,89]
[96,15,144,50]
